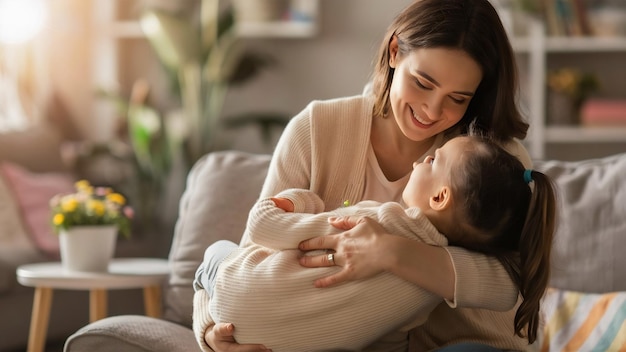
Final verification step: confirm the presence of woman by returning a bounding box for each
[194,0,533,351]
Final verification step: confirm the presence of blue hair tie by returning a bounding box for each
[524,169,533,184]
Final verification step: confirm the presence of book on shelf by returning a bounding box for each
[580,99,626,126]
[540,0,593,36]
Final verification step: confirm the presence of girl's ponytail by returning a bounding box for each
[514,170,557,343]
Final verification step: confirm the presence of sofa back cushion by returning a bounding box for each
[535,152,626,293]
[0,124,69,173]
[0,162,75,258]
[164,151,271,327]
[0,172,43,294]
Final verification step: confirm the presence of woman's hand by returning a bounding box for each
[204,323,271,352]
[299,215,456,299]
[298,216,391,288]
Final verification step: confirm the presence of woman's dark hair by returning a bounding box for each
[446,135,556,344]
[371,0,528,142]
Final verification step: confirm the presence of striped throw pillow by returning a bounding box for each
[536,288,626,352]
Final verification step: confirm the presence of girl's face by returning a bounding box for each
[388,43,483,143]
[402,136,469,209]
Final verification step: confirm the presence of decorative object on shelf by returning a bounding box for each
[588,5,626,37]
[547,67,599,125]
[232,0,288,23]
[515,0,594,37]
[547,90,578,125]
[50,180,133,272]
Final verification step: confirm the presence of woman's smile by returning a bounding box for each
[410,106,434,127]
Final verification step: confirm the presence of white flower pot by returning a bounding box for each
[59,225,118,272]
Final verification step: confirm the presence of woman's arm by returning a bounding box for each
[239,109,314,247]
[259,110,314,198]
[297,139,532,309]
[299,216,518,310]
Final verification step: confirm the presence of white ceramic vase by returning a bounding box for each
[59,225,118,272]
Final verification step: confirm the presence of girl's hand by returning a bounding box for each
[270,197,294,212]
[204,323,271,352]
[298,216,390,288]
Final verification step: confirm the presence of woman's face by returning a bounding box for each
[388,43,483,143]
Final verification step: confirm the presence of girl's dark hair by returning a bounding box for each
[447,135,556,344]
[371,0,528,142]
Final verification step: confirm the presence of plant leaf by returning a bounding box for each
[140,10,201,72]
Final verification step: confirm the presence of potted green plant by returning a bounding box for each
[133,0,287,170]
[100,0,289,229]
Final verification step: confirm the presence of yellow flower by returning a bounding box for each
[61,197,79,212]
[87,200,106,216]
[547,68,599,104]
[50,179,133,238]
[106,193,126,205]
[53,213,64,226]
[75,180,90,190]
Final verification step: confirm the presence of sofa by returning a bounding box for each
[62,149,626,352]
[0,120,162,351]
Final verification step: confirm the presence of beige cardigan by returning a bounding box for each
[193,94,532,351]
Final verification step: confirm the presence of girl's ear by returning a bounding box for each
[389,35,399,68]
[429,186,452,212]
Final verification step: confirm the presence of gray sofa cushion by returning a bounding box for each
[535,152,626,293]
[163,151,271,327]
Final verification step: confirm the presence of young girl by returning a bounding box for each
[193,135,556,352]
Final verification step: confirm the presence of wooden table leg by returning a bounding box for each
[143,285,162,318]
[27,287,53,352]
[89,289,108,322]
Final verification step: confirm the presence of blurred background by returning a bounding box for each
[1,0,626,254]
[1,1,625,350]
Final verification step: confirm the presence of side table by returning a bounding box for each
[16,257,169,352]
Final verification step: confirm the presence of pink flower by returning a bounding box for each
[123,206,134,219]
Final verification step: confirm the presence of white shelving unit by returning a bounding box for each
[236,0,319,38]
[98,1,319,40]
[89,0,319,138]
[236,19,317,38]
[513,19,626,160]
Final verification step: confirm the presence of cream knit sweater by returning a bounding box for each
[208,189,447,352]
[193,95,532,351]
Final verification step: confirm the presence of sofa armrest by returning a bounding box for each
[64,315,199,352]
